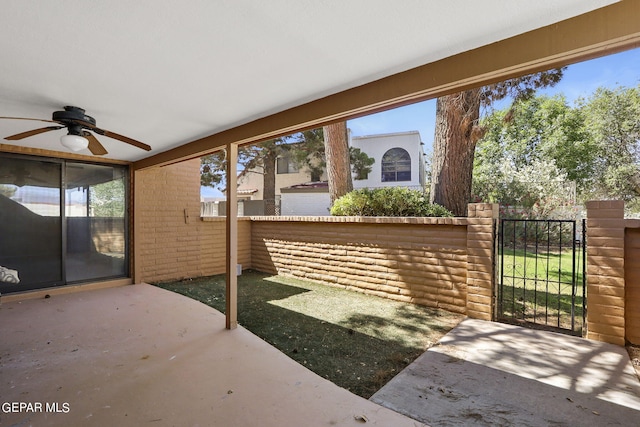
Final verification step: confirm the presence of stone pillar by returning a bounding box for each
[466,203,499,320]
[625,226,640,345]
[585,200,626,345]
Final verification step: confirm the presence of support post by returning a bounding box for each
[466,203,499,320]
[225,143,238,329]
[586,200,625,345]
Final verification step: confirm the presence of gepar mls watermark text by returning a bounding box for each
[2,402,70,414]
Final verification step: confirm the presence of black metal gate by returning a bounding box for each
[497,219,586,335]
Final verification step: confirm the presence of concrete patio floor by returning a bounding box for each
[0,284,423,427]
[4,283,640,427]
[372,318,640,426]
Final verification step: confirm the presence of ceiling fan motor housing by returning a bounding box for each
[52,106,97,128]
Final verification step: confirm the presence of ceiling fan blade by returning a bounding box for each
[0,116,59,124]
[76,121,151,151]
[82,131,108,156]
[99,129,151,151]
[4,126,64,140]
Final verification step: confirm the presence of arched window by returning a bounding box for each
[381,148,411,182]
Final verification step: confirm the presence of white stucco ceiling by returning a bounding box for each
[0,0,618,161]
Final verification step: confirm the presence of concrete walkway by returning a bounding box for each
[371,318,640,426]
[0,284,422,427]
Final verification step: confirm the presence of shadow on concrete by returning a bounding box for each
[372,318,640,426]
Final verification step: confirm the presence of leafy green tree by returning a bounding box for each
[349,147,375,180]
[474,86,640,215]
[287,129,375,182]
[200,151,225,189]
[239,140,284,214]
[90,179,125,217]
[289,128,325,181]
[474,94,595,207]
[201,139,292,214]
[430,69,565,216]
[578,86,640,208]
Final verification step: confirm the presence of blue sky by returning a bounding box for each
[203,47,640,199]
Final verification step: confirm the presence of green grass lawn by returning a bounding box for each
[498,247,585,333]
[153,270,463,398]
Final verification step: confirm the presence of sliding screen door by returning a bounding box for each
[65,163,128,283]
[1,155,129,292]
[0,156,63,293]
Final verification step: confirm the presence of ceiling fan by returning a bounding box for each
[1,106,151,155]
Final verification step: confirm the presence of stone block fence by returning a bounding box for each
[137,187,639,346]
[585,200,640,346]
[250,204,497,320]
[138,202,497,321]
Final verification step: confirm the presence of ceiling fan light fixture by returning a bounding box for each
[60,134,89,152]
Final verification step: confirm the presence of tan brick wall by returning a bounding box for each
[251,216,469,313]
[134,159,251,283]
[625,222,640,345]
[586,200,626,345]
[200,217,251,277]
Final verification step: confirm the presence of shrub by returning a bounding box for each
[330,187,453,217]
